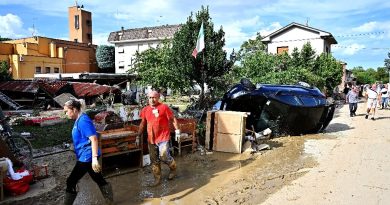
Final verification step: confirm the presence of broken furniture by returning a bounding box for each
[170,118,197,156]
[94,111,124,131]
[206,111,247,153]
[98,125,142,177]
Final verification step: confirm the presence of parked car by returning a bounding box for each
[216,79,335,136]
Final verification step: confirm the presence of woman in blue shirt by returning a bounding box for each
[63,99,113,205]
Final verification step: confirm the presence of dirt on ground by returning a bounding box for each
[1,100,390,205]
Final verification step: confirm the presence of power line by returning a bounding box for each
[334,31,386,38]
[267,31,387,44]
[332,45,390,50]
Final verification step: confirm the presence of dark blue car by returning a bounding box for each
[217,79,335,136]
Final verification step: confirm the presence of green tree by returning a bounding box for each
[235,39,342,93]
[0,37,12,41]
[300,43,316,70]
[132,40,181,91]
[351,66,383,84]
[96,45,115,73]
[313,53,343,93]
[169,6,234,105]
[237,33,266,60]
[376,67,388,83]
[0,60,11,80]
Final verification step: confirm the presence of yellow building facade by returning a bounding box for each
[0,36,97,79]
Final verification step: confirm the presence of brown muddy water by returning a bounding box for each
[3,134,336,205]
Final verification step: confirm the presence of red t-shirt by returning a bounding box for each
[140,103,174,144]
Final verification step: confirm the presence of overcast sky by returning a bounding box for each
[1,0,390,69]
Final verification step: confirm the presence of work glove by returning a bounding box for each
[175,129,181,142]
[92,157,101,173]
[135,136,140,147]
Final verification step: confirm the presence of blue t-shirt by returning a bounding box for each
[72,113,100,162]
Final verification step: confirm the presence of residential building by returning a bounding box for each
[108,24,181,73]
[261,22,337,56]
[0,36,97,79]
[0,4,97,80]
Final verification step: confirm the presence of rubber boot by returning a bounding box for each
[150,164,161,186]
[63,191,77,205]
[168,160,177,180]
[99,183,114,205]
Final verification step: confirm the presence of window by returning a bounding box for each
[45,67,50,73]
[87,33,92,40]
[119,66,125,69]
[54,67,59,73]
[118,47,124,53]
[35,67,41,74]
[74,39,78,43]
[74,15,79,29]
[86,19,92,27]
[277,46,289,54]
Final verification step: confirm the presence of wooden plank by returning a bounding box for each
[100,131,137,140]
[205,111,212,150]
[214,133,243,153]
[102,143,138,154]
[215,111,247,135]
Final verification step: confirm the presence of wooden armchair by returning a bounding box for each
[170,118,197,156]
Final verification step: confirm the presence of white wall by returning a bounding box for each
[267,27,329,56]
[114,40,160,74]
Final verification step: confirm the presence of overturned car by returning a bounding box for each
[216,79,335,136]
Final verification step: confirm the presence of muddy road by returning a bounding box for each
[3,101,390,205]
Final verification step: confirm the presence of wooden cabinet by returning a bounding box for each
[98,125,142,177]
[206,111,247,153]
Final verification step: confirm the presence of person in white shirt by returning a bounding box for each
[380,84,388,109]
[365,83,380,120]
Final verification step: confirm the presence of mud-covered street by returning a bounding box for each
[3,101,390,205]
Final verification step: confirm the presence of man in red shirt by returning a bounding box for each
[138,91,179,186]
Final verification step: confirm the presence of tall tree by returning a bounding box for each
[313,53,343,93]
[237,32,266,60]
[96,45,115,73]
[170,6,234,105]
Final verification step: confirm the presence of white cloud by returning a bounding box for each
[223,16,261,45]
[93,32,111,45]
[0,14,24,38]
[338,43,366,55]
[352,21,378,33]
[0,13,41,38]
[258,22,282,37]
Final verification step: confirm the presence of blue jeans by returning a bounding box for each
[382,97,388,108]
[349,103,357,115]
